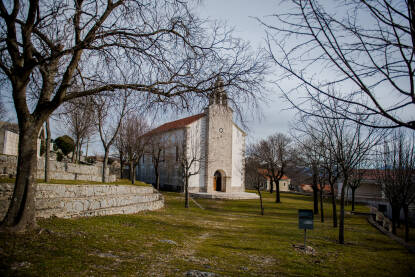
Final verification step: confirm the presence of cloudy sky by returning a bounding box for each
[195,0,295,144]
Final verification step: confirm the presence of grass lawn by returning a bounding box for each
[0,191,414,276]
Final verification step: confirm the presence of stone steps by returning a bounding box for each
[39,197,164,219]
[0,183,164,219]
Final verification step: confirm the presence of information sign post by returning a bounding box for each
[298,209,314,248]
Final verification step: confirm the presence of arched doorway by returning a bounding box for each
[214,171,222,192]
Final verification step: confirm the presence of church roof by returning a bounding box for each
[146,113,205,136]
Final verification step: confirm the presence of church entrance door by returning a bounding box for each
[214,171,222,191]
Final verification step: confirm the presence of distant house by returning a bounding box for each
[266,175,291,192]
[0,121,42,157]
[244,169,291,192]
[337,169,415,223]
[299,183,335,194]
[337,169,383,203]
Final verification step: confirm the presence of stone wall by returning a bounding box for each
[0,183,164,219]
[0,155,116,182]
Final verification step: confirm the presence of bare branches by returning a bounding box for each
[376,130,415,238]
[261,0,415,130]
[250,132,292,203]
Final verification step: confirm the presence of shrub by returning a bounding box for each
[56,152,63,162]
[54,135,75,156]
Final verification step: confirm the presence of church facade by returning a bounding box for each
[136,85,247,195]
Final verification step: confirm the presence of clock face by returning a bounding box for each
[219,128,224,133]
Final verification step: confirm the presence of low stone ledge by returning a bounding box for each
[367,215,415,254]
[0,183,164,220]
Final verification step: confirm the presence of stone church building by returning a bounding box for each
[136,82,258,199]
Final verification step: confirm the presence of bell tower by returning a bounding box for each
[203,77,233,193]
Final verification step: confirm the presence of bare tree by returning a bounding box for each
[120,114,149,184]
[176,123,206,208]
[293,136,322,215]
[317,169,326,223]
[94,92,131,183]
[60,97,95,163]
[377,131,415,240]
[0,0,267,232]
[245,149,267,215]
[252,133,291,203]
[320,143,340,228]
[348,168,366,212]
[293,98,384,244]
[261,0,415,130]
[148,135,168,190]
[316,114,382,244]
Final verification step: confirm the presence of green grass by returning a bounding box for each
[0,178,150,187]
[0,192,414,276]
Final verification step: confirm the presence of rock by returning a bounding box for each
[159,239,178,245]
[11,261,31,270]
[185,270,219,277]
[292,244,316,255]
[375,211,384,223]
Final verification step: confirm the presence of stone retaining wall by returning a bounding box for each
[0,155,116,182]
[0,183,164,219]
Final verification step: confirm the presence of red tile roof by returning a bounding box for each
[300,184,334,193]
[258,169,290,180]
[146,113,205,136]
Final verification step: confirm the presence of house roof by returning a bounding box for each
[145,113,205,136]
[300,183,334,193]
[258,168,290,180]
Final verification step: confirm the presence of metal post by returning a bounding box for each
[304,228,307,249]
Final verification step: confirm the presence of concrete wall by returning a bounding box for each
[266,179,291,192]
[0,129,41,157]
[187,117,206,191]
[231,123,245,192]
[0,155,116,182]
[137,129,185,190]
[0,183,164,219]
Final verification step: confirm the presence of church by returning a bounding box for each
[136,80,258,199]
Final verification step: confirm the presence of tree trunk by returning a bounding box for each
[257,186,264,215]
[275,178,281,203]
[1,122,40,232]
[120,152,124,179]
[102,147,109,183]
[397,206,401,228]
[351,187,356,212]
[185,174,189,208]
[269,178,273,194]
[72,138,79,163]
[86,137,89,158]
[313,187,319,215]
[44,119,51,183]
[345,186,349,206]
[339,178,347,244]
[77,138,83,162]
[330,183,337,228]
[391,204,399,235]
[130,160,135,184]
[312,171,318,214]
[320,188,324,223]
[403,204,409,242]
[155,165,160,190]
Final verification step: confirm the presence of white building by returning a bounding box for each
[0,121,42,157]
[136,82,258,199]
